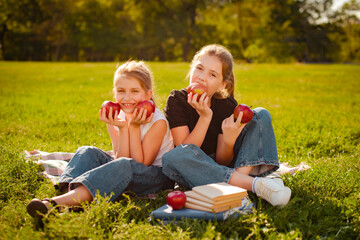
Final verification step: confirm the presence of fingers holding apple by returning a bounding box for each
[234,111,243,126]
[130,100,155,125]
[188,91,208,105]
[186,83,207,101]
[101,101,121,119]
[136,100,155,119]
[187,92,212,118]
[132,107,153,124]
[166,190,187,210]
[99,107,108,122]
[234,104,254,123]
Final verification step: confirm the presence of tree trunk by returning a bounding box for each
[0,23,8,60]
[54,44,61,61]
[182,1,198,62]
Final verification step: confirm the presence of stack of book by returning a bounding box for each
[150,197,253,223]
[150,182,252,223]
[184,182,248,213]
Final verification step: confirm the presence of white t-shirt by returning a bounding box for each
[118,108,173,167]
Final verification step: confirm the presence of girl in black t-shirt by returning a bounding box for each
[163,44,292,207]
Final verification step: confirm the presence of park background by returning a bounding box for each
[1,0,360,63]
[1,0,360,239]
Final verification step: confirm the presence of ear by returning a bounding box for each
[146,90,153,100]
[218,81,227,92]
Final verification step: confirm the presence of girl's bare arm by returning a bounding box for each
[129,109,166,166]
[99,107,130,158]
[172,92,212,147]
[216,113,246,165]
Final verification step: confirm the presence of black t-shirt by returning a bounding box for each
[164,89,238,155]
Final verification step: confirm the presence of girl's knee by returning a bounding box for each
[113,158,132,167]
[253,107,271,121]
[76,146,103,159]
[77,146,96,153]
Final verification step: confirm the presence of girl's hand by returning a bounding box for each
[129,107,154,126]
[221,112,247,146]
[187,92,212,118]
[99,107,127,128]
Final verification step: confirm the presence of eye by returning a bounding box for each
[196,65,203,70]
[211,73,216,77]
[117,89,125,93]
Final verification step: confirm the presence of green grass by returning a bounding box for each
[0,62,359,239]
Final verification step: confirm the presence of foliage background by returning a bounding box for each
[1,0,360,63]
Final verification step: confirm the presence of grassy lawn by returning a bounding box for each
[0,62,359,239]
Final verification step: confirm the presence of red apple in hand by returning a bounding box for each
[101,101,121,118]
[186,83,207,101]
[136,100,155,118]
[234,104,254,123]
[166,190,187,210]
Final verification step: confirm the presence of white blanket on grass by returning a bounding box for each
[25,150,310,184]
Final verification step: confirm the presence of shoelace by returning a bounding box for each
[257,180,282,202]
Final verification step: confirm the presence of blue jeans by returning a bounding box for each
[58,146,174,201]
[162,108,279,189]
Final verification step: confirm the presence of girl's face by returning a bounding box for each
[190,54,226,98]
[114,75,152,115]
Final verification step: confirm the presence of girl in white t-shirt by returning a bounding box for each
[27,61,174,220]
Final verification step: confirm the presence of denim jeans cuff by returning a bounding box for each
[224,168,235,183]
[69,177,97,198]
[250,165,280,177]
[58,177,73,185]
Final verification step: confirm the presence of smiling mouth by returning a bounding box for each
[121,103,136,108]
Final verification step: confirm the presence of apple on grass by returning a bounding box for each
[136,100,155,118]
[186,83,207,101]
[166,190,187,210]
[101,101,121,118]
[234,104,254,123]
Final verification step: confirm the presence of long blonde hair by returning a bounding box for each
[191,44,235,98]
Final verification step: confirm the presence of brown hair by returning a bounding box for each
[113,60,156,104]
[191,44,234,98]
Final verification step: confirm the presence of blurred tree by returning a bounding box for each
[34,0,72,61]
[234,0,263,60]
[242,0,338,62]
[195,0,244,59]
[328,0,360,62]
[66,0,136,61]
[132,0,206,61]
[1,0,359,62]
[1,0,47,60]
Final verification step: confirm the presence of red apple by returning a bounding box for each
[186,83,207,101]
[101,101,121,118]
[166,190,187,210]
[136,100,155,118]
[234,104,254,123]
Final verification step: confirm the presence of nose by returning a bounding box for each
[123,92,131,100]
[198,72,206,82]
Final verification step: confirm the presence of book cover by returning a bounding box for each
[192,182,248,202]
[149,197,253,223]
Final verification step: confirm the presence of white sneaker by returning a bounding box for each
[272,177,285,187]
[254,177,291,207]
